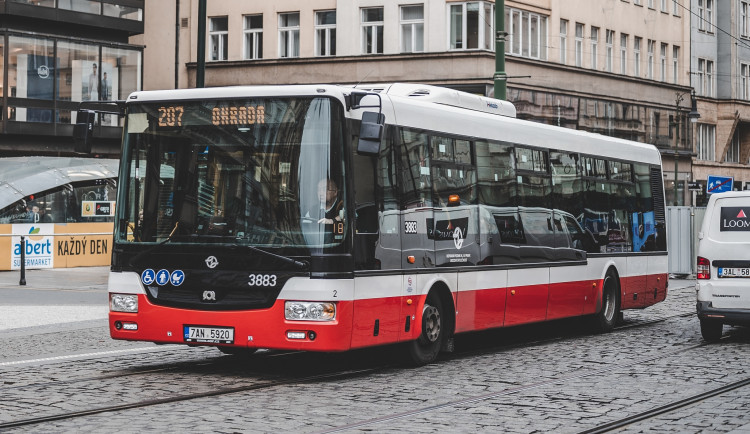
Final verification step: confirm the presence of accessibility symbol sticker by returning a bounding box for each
[156,269,170,286]
[170,270,185,286]
[141,269,156,285]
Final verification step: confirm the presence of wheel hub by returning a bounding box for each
[422,304,441,342]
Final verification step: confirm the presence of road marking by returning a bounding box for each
[0,346,164,367]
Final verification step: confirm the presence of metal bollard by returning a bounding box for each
[19,236,26,286]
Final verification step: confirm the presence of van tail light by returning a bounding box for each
[697,256,710,280]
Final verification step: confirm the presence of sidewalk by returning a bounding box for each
[0,266,110,332]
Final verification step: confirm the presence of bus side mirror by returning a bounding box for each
[73,110,96,154]
[357,111,385,156]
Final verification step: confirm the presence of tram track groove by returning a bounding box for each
[578,375,750,433]
[0,309,698,429]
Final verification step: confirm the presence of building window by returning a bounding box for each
[362,7,384,54]
[209,17,228,61]
[243,15,263,60]
[698,0,714,33]
[673,0,681,15]
[559,19,568,64]
[647,39,655,79]
[742,1,750,38]
[591,27,599,69]
[697,58,715,97]
[605,30,613,72]
[648,0,655,8]
[401,5,424,53]
[634,0,642,4]
[575,23,583,67]
[661,0,668,12]
[506,7,547,59]
[673,46,680,84]
[620,33,628,74]
[450,2,493,51]
[279,12,300,58]
[726,132,741,163]
[697,124,716,161]
[315,10,337,56]
[634,36,642,76]
[742,63,750,100]
[660,43,667,82]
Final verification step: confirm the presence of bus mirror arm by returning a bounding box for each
[73,101,126,154]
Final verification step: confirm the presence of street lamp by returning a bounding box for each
[673,90,701,206]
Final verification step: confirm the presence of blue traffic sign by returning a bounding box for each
[707,175,733,194]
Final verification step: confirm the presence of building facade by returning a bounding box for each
[143,0,702,204]
[0,0,144,157]
[690,0,750,205]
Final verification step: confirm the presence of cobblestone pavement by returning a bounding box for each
[1,277,748,433]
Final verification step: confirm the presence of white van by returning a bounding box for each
[696,190,750,341]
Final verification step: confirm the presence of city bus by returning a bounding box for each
[91,83,667,365]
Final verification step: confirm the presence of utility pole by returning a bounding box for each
[494,0,507,100]
[196,0,206,88]
[673,93,684,206]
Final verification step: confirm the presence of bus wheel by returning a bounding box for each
[700,318,723,342]
[593,271,620,333]
[218,347,258,357]
[407,294,444,366]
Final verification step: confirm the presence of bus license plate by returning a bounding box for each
[183,325,234,344]
[718,267,750,278]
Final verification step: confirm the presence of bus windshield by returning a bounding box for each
[117,96,347,249]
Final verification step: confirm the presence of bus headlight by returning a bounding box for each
[284,301,335,321]
[110,294,138,313]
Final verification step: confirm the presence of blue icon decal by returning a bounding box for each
[141,269,156,285]
[156,269,170,286]
[170,270,185,286]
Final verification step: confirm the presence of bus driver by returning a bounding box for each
[314,178,344,225]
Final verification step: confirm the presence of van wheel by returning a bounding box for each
[593,271,620,333]
[700,318,723,342]
[407,294,444,366]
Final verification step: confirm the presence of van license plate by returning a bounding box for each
[183,325,234,344]
[718,267,750,278]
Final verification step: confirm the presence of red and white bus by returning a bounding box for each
[98,83,667,365]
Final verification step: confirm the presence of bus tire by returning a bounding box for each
[699,318,723,342]
[593,270,620,333]
[407,293,444,366]
[218,347,258,357]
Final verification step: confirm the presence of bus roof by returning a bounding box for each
[126,83,661,166]
[0,157,119,210]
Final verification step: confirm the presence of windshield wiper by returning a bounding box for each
[230,242,309,271]
[128,222,181,268]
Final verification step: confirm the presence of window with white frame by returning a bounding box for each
[209,17,228,61]
[362,7,384,54]
[450,2,493,51]
[661,0,668,12]
[698,0,714,32]
[697,124,715,161]
[634,36,641,76]
[726,132,741,163]
[673,0,681,15]
[742,1,750,38]
[591,27,599,69]
[660,43,667,81]
[559,19,568,64]
[315,10,336,56]
[634,0,642,4]
[620,33,628,74]
[742,63,750,100]
[605,30,613,72]
[706,59,715,96]
[279,12,300,58]
[243,15,263,60]
[672,46,679,84]
[647,39,655,79]
[505,7,547,59]
[648,0,655,8]
[575,23,583,67]
[401,5,424,53]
